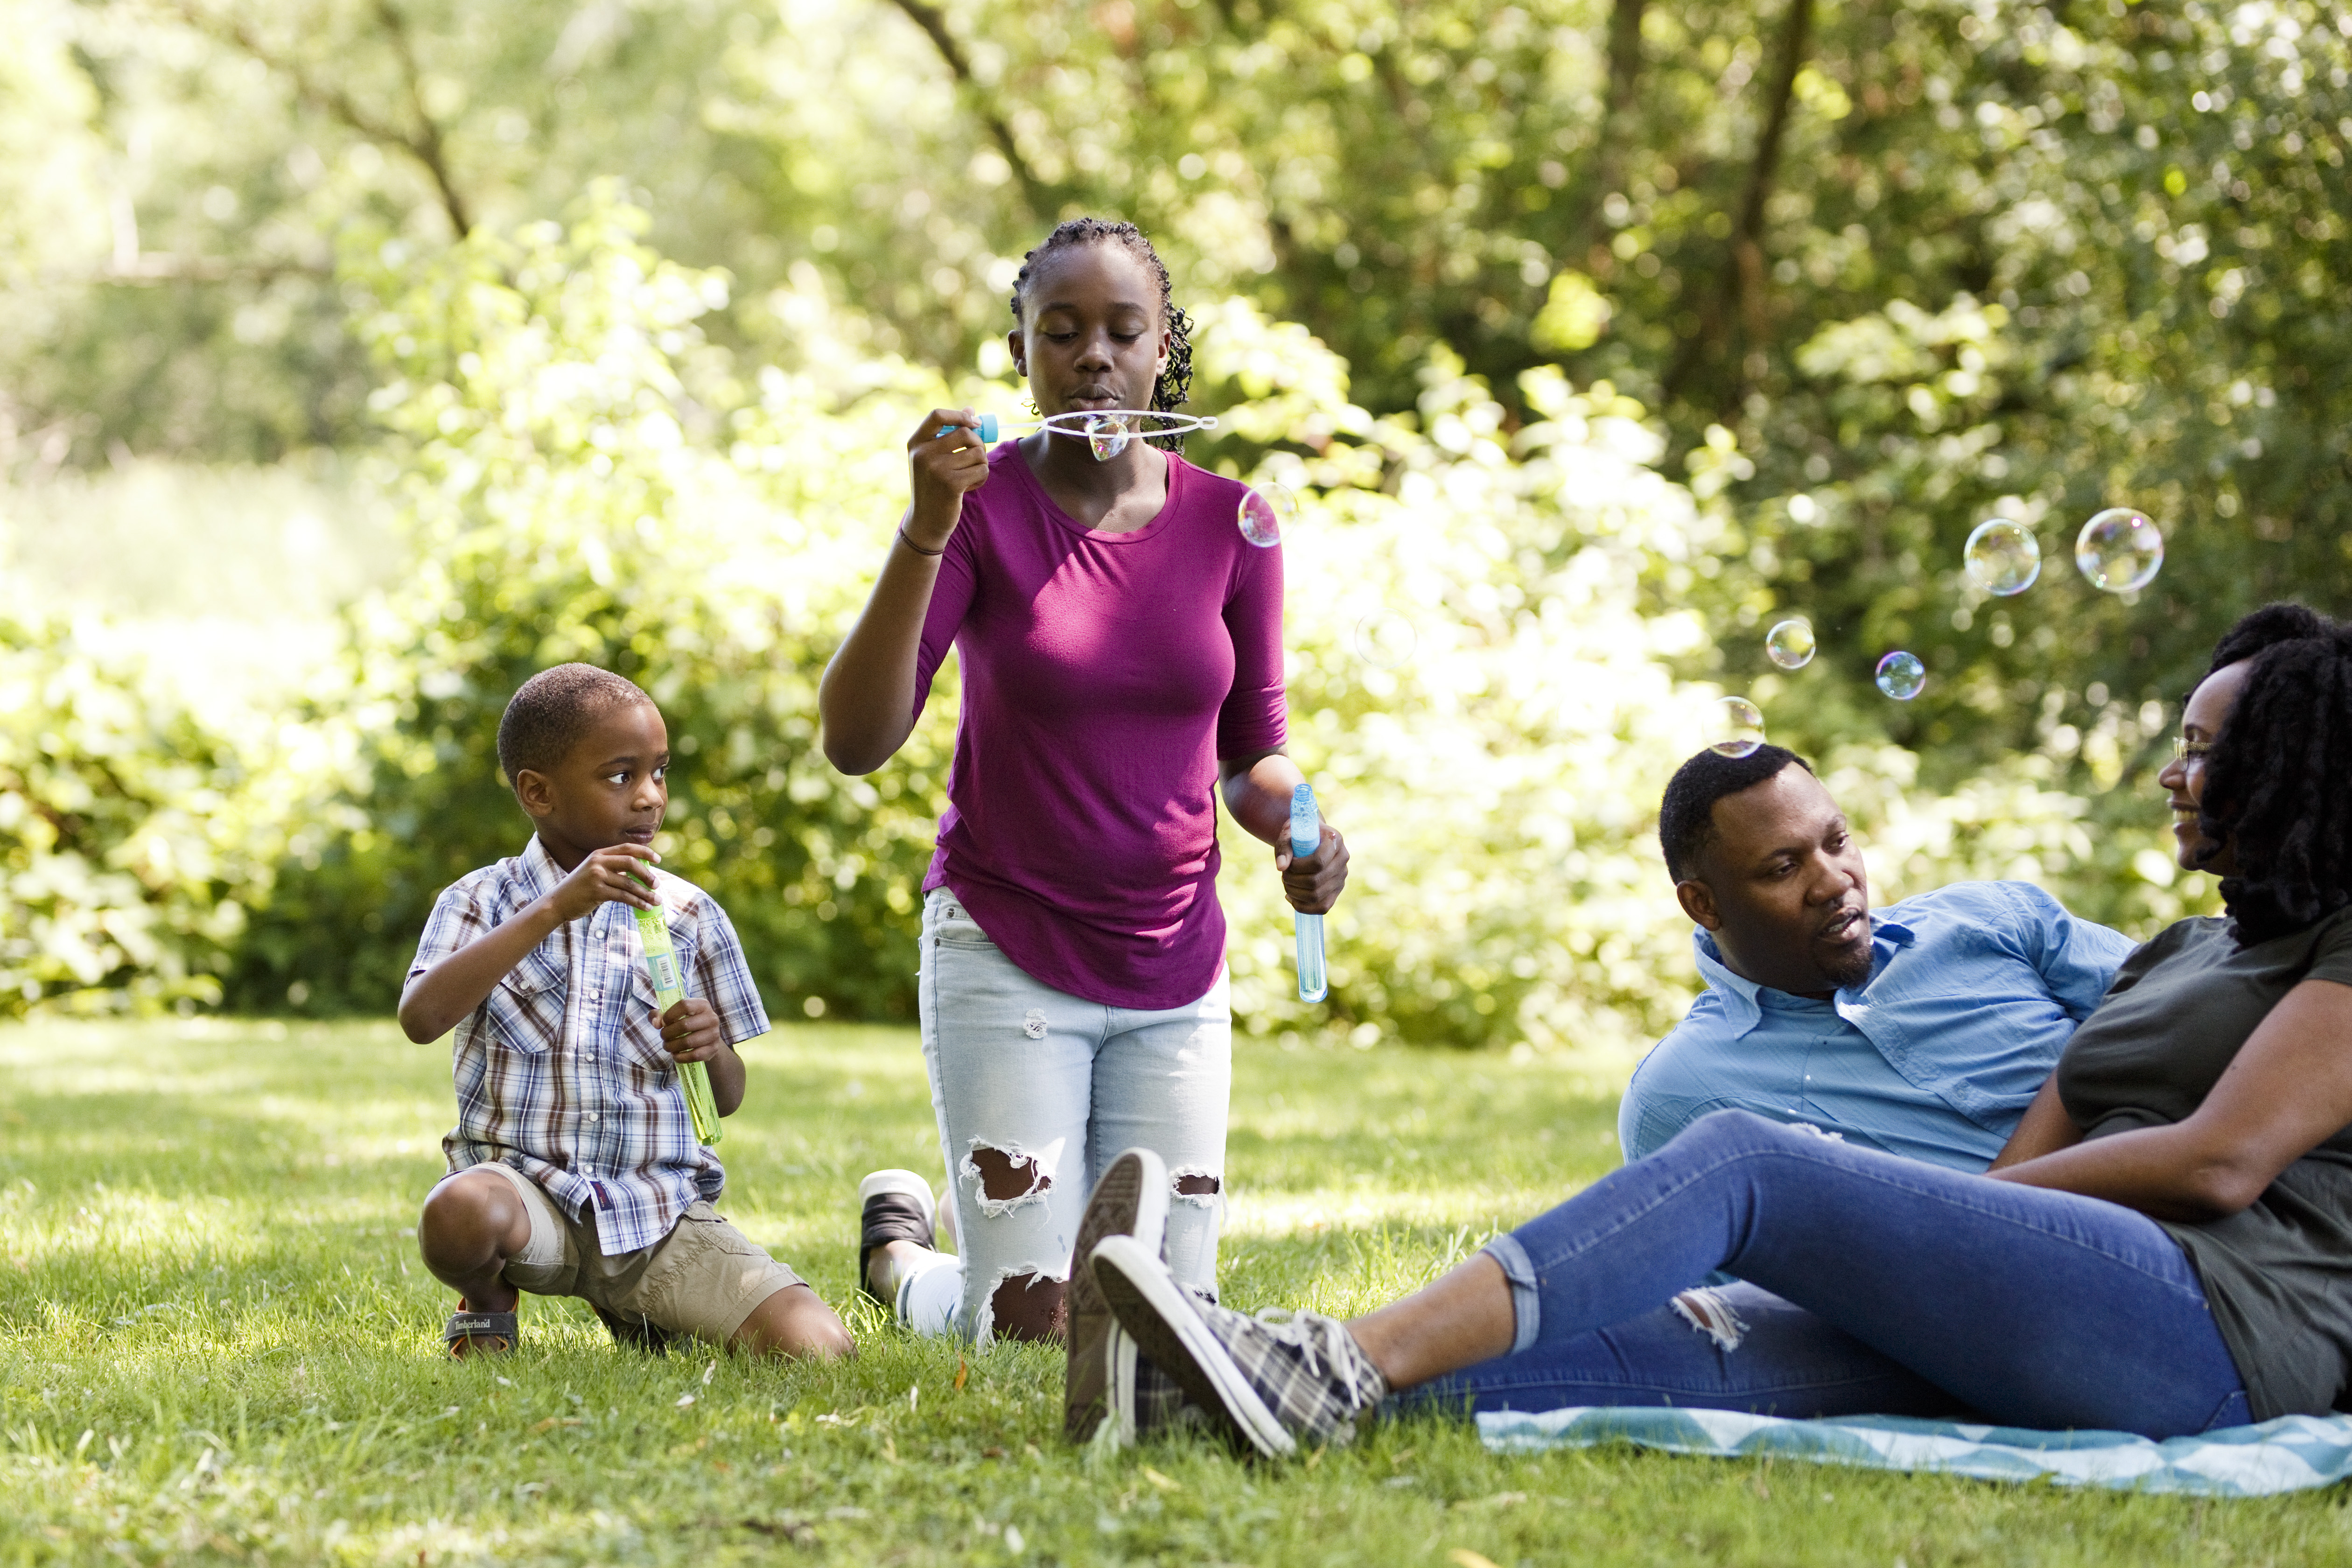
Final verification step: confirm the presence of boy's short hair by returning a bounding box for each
[497,664,653,785]
[1657,744,1813,883]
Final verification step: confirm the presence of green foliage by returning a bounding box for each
[10,1017,2351,1563]
[0,613,251,1015]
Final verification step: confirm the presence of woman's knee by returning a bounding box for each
[1674,1108,1821,1156]
[985,1271,1067,1343]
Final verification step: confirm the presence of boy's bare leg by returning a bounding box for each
[418,1169,533,1354]
[1343,1253,1517,1392]
[730,1283,856,1360]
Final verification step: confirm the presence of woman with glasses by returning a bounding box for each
[1081,603,2352,1455]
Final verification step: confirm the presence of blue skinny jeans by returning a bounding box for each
[1414,1110,2251,1437]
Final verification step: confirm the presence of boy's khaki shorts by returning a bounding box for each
[432,1162,802,1345]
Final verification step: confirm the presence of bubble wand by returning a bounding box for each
[634,899,724,1147]
[1289,783,1328,1004]
[933,408,1218,461]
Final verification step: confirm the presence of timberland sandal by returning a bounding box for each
[443,1309,518,1356]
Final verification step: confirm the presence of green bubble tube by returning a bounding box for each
[635,903,723,1146]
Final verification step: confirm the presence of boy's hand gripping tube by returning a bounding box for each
[1289,783,1328,1004]
[635,902,724,1147]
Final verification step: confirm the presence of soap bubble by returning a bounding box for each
[1765,619,1816,670]
[2075,507,2164,593]
[1706,696,1767,757]
[1875,651,1926,701]
[1354,610,1417,670]
[1085,413,1132,462]
[1238,483,1295,549]
[1964,519,2041,596]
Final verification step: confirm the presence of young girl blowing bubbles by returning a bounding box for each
[818,218,1347,1429]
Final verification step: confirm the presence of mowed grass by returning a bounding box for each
[3,1020,2346,1566]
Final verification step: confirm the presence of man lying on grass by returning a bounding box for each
[1079,607,2352,1454]
[397,663,852,1362]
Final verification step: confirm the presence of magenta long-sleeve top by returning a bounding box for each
[912,443,1288,1010]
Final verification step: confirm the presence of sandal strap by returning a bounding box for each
[444,1309,519,1346]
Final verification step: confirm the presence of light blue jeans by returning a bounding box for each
[902,889,1231,1344]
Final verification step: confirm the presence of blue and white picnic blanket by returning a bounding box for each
[1477,1407,2352,1496]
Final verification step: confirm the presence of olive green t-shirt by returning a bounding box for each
[2056,905,2352,1420]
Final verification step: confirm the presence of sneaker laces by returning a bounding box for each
[1247,1308,1389,1412]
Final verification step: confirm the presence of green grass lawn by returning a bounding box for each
[3,1018,2345,1566]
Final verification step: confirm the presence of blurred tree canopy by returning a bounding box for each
[3,0,2348,1038]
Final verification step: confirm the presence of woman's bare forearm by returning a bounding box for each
[818,523,941,774]
[1218,749,1307,845]
[1987,1076,2083,1170]
[1986,1122,2261,1221]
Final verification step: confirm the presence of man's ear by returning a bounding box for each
[1675,877,1723,931]
[512,767,556,823]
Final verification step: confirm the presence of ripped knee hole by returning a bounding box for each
[970,1145,1052,1203]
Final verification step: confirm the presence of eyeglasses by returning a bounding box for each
[2171,737,2212,765]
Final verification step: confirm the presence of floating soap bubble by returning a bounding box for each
[2075,507,2164,593]
[1354,609,1417,670]
[1084,413,1132,462]
[1875,651,1926,701]
[1765,619,1816,671]
[1706,696,1767,757]
[1964,519,2041,596]
[1238,483,1296,549]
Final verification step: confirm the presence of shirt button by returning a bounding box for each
[586,1113,600,1124]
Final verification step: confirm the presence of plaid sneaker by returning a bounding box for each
[1090,1235,1389,1458]
[857,1169,938,1306]
[1065,1148,1170,1443]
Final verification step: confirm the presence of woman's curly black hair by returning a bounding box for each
[1008,217,1195,450]
[2203,600,2335,679]
[2196,616,2352,945]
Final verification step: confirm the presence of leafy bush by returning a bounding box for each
[0,613,253,1014]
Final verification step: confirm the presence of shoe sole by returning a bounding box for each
[1065,1149,1169,1442]
[1090,1235,1294,1459]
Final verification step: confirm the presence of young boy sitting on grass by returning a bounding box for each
[399,663,853,1362]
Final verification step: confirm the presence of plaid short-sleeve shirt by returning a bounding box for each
[411,835,771,1255]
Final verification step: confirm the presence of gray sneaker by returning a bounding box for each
[1065,1149,1169,1443]
[1089,1235,1389,1457]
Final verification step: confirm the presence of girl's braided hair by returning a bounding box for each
[2197,618,2352,945]
[1008,217,1195,450]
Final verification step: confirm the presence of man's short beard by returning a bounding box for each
[1820,934,1875,990]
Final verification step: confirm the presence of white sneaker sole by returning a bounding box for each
[857,1168,937,1225]
[1089,1235,1295,1459]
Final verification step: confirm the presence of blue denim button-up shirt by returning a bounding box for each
[1618,881,2137,1172]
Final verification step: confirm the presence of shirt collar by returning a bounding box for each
[1692,912,1919,1038]
[512,834,562,905]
